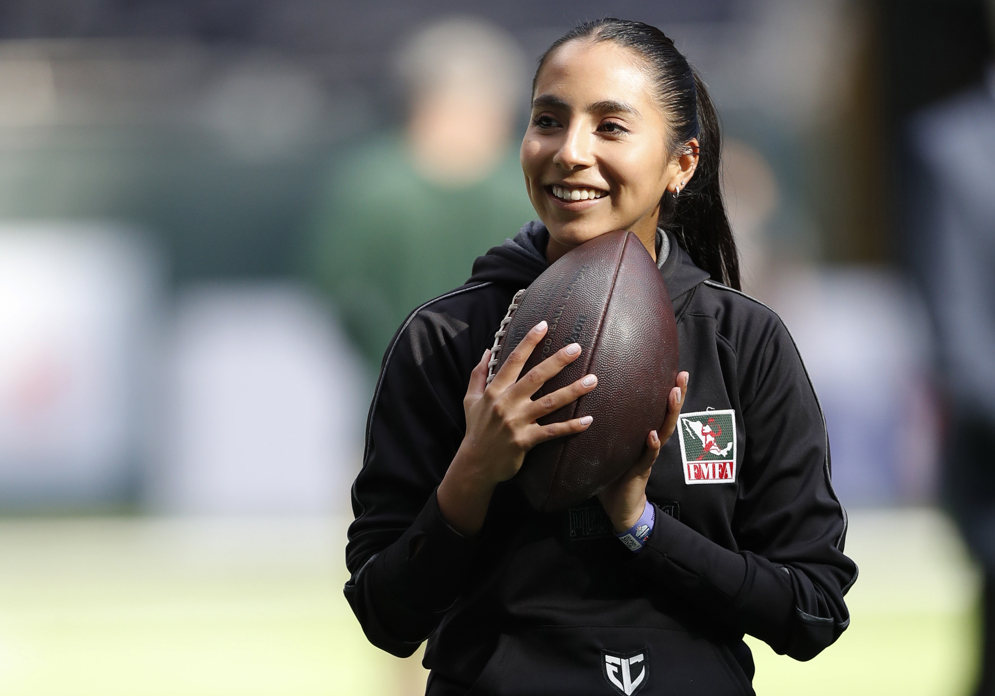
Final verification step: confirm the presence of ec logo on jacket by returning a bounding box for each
[602,651,647,695]
[677,409,737,485]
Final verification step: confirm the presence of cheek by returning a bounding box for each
[520,137,542,174]
[520,138,545,199]
[616,150,670,198]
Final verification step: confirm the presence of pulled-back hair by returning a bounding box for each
[533,18,741,290]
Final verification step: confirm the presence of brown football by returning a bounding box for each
[488,230,679,513]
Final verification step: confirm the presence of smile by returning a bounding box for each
[550,185,607,202]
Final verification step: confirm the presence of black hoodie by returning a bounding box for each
[345,222,857,696]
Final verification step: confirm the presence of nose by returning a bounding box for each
[552,124,595,170]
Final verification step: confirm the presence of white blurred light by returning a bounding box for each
[0,222,161,504]
[151,282,365,515]
[772,268,939,504]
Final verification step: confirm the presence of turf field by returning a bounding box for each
[0,508,977,695]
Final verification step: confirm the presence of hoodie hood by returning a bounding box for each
[467,220,550,289]
[467,220,711,303]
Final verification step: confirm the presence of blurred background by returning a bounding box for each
[0,0,991,693]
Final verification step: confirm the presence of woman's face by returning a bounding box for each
[521,39,685,262]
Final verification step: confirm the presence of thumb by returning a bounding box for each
[630,429,662,478]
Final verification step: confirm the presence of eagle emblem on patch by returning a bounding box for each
[676,409,737,484]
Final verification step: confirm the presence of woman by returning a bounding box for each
[345,18,856,696]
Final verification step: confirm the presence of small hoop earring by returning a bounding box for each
[673,185,681,198]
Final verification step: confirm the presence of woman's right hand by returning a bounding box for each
[437,320,598,535]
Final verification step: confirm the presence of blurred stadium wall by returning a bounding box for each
[2,0,984,512]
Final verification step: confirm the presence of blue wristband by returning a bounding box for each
[616,500,655,553]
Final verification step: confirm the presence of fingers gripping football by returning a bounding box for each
[598,371,690,532]
[657,370,689,450]
[625,371,689,478]
[461,321,597,486]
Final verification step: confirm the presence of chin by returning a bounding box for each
[544,219,617,248]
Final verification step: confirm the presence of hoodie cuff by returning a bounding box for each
[379,488,481,614]
[633,504,747,604]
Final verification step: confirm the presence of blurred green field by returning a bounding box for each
[0,509,978,695]
[748,509,979,695]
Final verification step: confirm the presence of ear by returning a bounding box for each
[666,138,699,196]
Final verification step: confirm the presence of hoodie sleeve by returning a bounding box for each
[632,313,856,661]
[343,300,485,657]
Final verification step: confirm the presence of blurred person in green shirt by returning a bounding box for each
[307,16,535,371]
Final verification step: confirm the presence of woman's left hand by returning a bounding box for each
[597,371,689,533]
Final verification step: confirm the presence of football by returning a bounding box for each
[488,230,679,513]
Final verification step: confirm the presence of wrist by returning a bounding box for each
[438,450,498,537]
[616,500,655,553]
[450,442,504,491]
[610,493,649,533]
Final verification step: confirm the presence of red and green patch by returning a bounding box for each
[676,409,737,485]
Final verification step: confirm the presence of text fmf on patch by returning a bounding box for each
[676,409,737,485]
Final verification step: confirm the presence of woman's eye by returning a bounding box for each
[598,121,629,135]
[532,114,559,129]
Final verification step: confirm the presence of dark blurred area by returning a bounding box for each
[893,3,995,696]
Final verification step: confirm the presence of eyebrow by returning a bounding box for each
[589,99,640,117]
[531,94,570,111]
[532,94,640,118]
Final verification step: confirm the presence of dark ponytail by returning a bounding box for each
[667,70,740,289]
[533,19,741,290]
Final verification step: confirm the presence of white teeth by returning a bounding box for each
[551,185,604,201]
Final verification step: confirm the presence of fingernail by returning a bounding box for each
[651,430,660,445]
[674,388,681,403]
[580,415,593,426]
[534,320,548,332]
[565,343,581,355]
[582,374,597,387]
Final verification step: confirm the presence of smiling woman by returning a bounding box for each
[344,17,856,696]
[521,20,739,282]
[521,40,684,261]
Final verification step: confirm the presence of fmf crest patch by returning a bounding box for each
[676,409,737,485]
